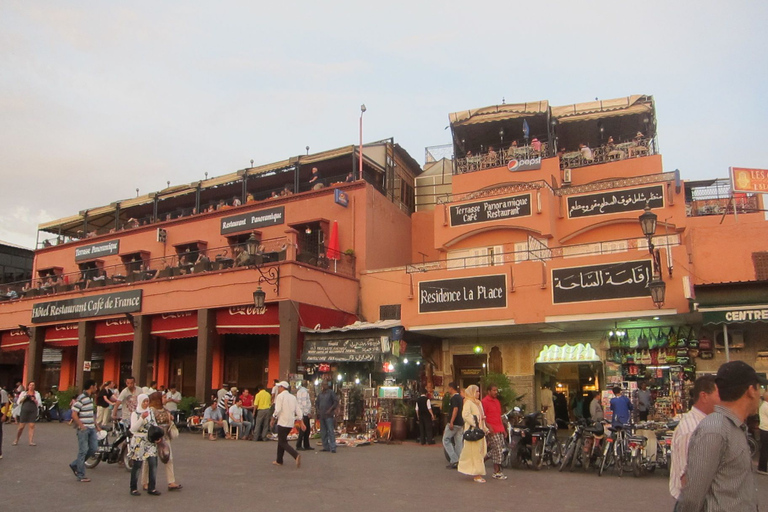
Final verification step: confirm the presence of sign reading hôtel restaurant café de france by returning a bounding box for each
[419,274,507,313]
[31,290,142,324]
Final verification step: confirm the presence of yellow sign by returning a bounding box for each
[732,167,768,193]
[536,343,599,363]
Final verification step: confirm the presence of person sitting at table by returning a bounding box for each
[345,172,354,183]
[270,191,279,198]
[633,131,645,144]
[531,138,542,152]
[579,143,594,161]
[246,192,255,203]
[486,146,497,166]
[281,184,294,196]
[232,196,242,207]
[4,287,18,300]
[20,282,31,295]
[309,167,321,188]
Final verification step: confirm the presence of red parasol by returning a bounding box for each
[326,220,341,264]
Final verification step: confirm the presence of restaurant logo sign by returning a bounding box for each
[449,194,531,227]
[552,260,652,304]
[220,206,285,235]
[731,167,768,193]
[567,185,664,219]
[75,240,120,262]
[419,274,507,313]
[507,156,542,172]
[31,290,143,324]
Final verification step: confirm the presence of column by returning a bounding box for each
[132,315,151,387]
[195,308,215,402]
[75,321,95,390]
[278,300,299,379]
[24,326,45,385]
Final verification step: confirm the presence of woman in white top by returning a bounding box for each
[13,382,42,446]
[457,384,488,483]
[757,390,768,474]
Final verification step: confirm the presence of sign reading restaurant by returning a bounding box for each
[74,240,120,262]
[552,260,652,304]
[31,290,142,324]
[220,206,285,235]
[567,185,664,219]
[419,274,507,313]
[450,194,531,227]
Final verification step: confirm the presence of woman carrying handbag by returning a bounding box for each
[129,394,162,496]
[457,385,488,483]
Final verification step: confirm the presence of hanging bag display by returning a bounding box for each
[667,327,678,348]
[657,328,669,348]
[637,329,649,350]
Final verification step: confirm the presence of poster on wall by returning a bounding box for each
[566,185,664,219]
[552,260,652,304]
[449,194,531,227]
[418,274,507,313]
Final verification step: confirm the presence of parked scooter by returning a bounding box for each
[504,408,545,470]
[85,421,132,471]
[629,420,676,476]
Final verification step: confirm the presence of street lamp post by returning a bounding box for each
[639,205,665,308]
[359,104,366,181]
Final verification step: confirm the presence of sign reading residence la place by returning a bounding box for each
[220,206,285,235]
[450,194,532,227]
[419,274,507,313]
[31,290,143,324]
[567,185,664,219]
[552,260,652,304]
[74,240,120,262]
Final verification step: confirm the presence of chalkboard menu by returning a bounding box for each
[450,194,531,227]
[419,274,507,313]
[567,185,664,219]
[552,260,652,304]
[303,337,384,362]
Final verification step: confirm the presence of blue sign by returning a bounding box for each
[334,189,349,207]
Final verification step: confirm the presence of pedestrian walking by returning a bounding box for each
[129,394,162,496]
[252,385,272,441]
[758,389,768,475]
[481,385,507,480]
[678,361,766,512]
[142,392,182,491]
[540,383,555,426]
[270,381,304,468]
[13,381,41,446]
[315,380,339,453]
[415,388,435,445]
[112,376,140,426]
[295,381,313,451]
[442,382,464,469]
[96,381,115,427]
[457,384,487,483]
[68,379,100,483]
[609,386,632,425]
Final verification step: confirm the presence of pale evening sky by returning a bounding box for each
[1,1,766,249]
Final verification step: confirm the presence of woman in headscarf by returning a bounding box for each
[457,384,488,483]
[129,394,161,496]
[141,392,182,491]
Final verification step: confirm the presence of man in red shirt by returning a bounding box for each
[240,389,255,439]
[481,385,508,480]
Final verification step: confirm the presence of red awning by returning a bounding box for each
[151,311,198,340]
[0,329,29,351]
[94,318,134,344]
[299,303,358,330]
[45,323,79,347]
[216,305,279,335]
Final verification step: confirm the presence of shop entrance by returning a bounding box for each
[535,361,602,427]
[453,354,487,392]
[0,349,25,390]
[169,338,197,398]
[222,334,270,391]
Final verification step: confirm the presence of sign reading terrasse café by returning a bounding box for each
[450,194,531,227]
[75,240,120,262]
[552,260,652,304]
[567,185,664,219]
[419,274,507,313]
[31,290,142,324]
[220,206,285,235]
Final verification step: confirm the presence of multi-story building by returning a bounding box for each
[0,240,33,388]
[0,140,422,398]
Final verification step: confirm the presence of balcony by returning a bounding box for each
[558,137,658,170]
[685,178,761,217]
[455,143,554,175]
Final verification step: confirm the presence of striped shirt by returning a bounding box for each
[678,405,758,512]
[669,406,706,500]
[72,392,96,429]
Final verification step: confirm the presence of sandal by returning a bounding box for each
[168,484,183,491]
[473,477,486,483]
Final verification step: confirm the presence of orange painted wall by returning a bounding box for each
[211,337,223,390]
[102,346,120,385]
[59,348,77,389]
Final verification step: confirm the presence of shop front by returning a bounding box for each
[152,311,197,396]
[0,329,28,389]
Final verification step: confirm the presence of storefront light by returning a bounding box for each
[314,379,321,386]
[355,377,360,384]
[403,357,409,364]
[387,362,395,371]
[415,361,421,366]
[473,345,483,354]
[337,374,343,381]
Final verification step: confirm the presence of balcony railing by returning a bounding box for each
[558,137,657,170]
[1,237,356,304]
[686,178,761,217]
[455,143,553,175]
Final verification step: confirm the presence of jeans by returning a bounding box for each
[442,424,464,464]
[252,409,271,441]
[276,425,299,464]
[231,420,252,438]
[131,456,157,492]
[319,417,336,451]
[296,415,311,449]
[70,428,99,479]
[244,409,254,424]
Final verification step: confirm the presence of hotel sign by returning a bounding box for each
[552,260,652,304]
[450,194,531,227]
[731,167,768,193]
[31,290,143,324]
[220,206,285,235]
[567,185,664,219]
[75,240,120,262]
[419,274,507,313]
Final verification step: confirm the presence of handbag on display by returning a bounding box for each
[657,328,669,348]
[637,329,649,350]
[676,327,687,348]
[609,331,619,349]
[463,414,485,442]
[687,328,699,349]
[667,327,678,348]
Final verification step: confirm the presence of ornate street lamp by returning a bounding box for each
[648,278,666,309]
[245,232,259,257]
[639,205,665,308]
[253,286,266,311]
[638,206,658,238]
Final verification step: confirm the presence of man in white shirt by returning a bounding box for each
[164,384,182,423]
[757,390,768,475]
[669,375,719,502]
[270,381,305,468]
[228,398,252,439]
[112,376,140,424]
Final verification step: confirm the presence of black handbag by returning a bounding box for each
[462,414,485,442]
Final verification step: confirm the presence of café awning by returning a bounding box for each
[551,95,653,124]
[449,101,549,127]
[216,305,280,335]
[94,318,134,344]
[45,323,79,347]
[151,311,198,339]
[0,329,29,351]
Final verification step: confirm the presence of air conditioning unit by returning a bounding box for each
[563,168,572,185]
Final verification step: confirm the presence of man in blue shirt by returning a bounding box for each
[610,386,632,425]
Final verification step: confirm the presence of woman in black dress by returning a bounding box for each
[14,381,41,446]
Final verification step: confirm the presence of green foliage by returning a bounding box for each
[57,387,79,411]
[480,373,518,410]
[393,399,409,417]
[178,396,200,415]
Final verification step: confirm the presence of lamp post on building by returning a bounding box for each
[359,104,366,181]
[639,205,666,308]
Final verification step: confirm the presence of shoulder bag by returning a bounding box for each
[462,414,485,442]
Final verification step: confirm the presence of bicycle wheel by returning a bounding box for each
[531,441,544,471]
[631,452,643,477]
[559,439,574,472]
[569,439,582,472]
[598,444,612,477]
[550,438,563,467]
[615,444,625,477]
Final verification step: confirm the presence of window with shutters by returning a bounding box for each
[754,252,768,280]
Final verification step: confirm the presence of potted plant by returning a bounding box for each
[56,386,79,422]
[480,372,520,411]
[391,399,409,441]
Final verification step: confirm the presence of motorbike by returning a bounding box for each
[560,419,604,472]
[504,408,545,470]
[629,421,676,477]
[533,422,562,469]
[85,421,133,471]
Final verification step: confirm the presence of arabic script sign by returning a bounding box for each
[450,194,531,226]
[303,337,385,362]
[552,260,652,304]
[567,185,664,219]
